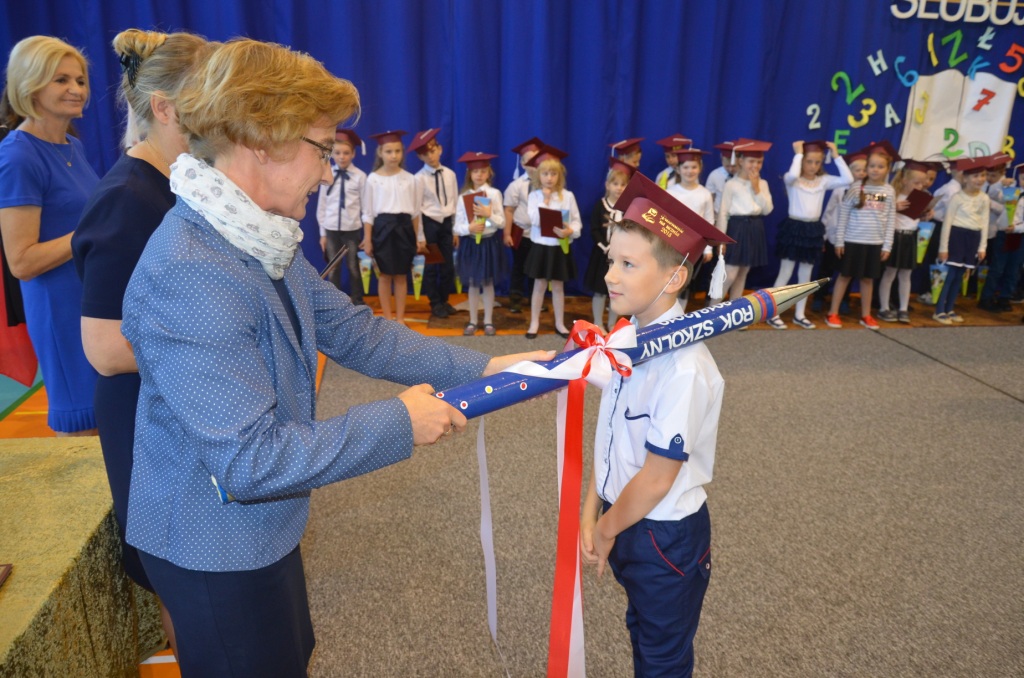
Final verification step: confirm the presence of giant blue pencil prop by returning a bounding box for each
[435,279,827,416]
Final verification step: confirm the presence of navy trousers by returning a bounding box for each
[607,502,712,677]
[422,215,454,309]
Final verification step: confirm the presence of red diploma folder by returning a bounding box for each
[898,189,933,220]
[424,243,444,264]
[462,191,485,222]
[539,207,564,238]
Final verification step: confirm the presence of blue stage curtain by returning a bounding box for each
[4,1,1021,290]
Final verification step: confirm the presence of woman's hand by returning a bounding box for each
[482,350,556,377]
[398,383,467,445]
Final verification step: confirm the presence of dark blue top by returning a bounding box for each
[73,154,173,319]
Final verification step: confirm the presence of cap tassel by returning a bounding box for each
[709,249,727,300]
[360,140,367,156]
[513,156,521,180]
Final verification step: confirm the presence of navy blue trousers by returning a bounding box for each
[422,215,454,308]
[606,502,712,677]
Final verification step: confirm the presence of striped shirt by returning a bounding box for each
[836,181,896,251]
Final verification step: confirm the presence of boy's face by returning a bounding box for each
[417,141,443,168]
[985,168,1004,185]
[665,151,678,168]
[721,154,736,174]
[332,142,354,169]
[925,169,938,188]
[620,149,641,167]
[605,228,681,327]
[739,156,763,177]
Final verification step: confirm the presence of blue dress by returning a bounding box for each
[0,131,99,431]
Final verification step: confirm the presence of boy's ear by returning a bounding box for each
[665,265,688,295]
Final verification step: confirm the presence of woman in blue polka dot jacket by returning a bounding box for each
[120,39,550,678]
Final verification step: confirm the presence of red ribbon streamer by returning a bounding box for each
[547,319,631,676]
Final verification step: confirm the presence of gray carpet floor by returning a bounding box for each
[303,326,1024,677]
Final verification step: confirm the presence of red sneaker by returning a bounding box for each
[860,315,880,330]
[825,313,842,328]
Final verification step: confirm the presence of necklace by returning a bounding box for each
[144,138,172,176]
[45,138,74,167]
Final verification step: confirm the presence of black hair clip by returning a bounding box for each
[119,52,142,88]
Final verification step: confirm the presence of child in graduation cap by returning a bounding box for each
[766,140,850,329]
[706,141,737,215]
[362,129,423,323]
[718,138,774,302]
[503,137,543,313]
[580,172,731,678]
[583,157,634,332]
[609,137,644,168]
[317,128,366,301]
[524,144,582,338]
[655,134,692,189]
[453,152,505,336]
[410,128,459,319]
[826,140,898,330]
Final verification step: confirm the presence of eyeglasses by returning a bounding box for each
[301,136,333,164]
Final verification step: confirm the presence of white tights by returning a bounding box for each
[772,259,815,318]
[878,267,912,312]
[591,293,619,332]
[724,264,750,302]
[468,283,496,325]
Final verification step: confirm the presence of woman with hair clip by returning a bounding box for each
[72,28,215,656]
[0,36,98,435]
[119,39,549,676]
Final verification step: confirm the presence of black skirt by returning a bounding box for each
[582,245,609,294]
[723,215,768,267]
[775,217,825,265]
[524,242,577,282]
[945,225,982,268]
[372,213,416,275]
[838,242,883,279]
[886,230,918,270]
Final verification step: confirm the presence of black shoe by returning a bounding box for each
[508,304,522,314]
[555,328,570,339]
[525,332,537,339]
[997,299,1012,312]
[977,298,996,312]
[431,305,450,318]
[445,303,459,314]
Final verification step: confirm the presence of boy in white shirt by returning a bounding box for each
[410,128,459,318]
[316,128,366,303]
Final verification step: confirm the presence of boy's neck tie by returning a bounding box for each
[336,170,348,229]
[434,168,447,205]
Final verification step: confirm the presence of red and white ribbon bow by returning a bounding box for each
[503,318,636,677]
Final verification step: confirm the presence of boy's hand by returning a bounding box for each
[319,236,327,254]
[593,521,616,578]
[580,514,598,566]
[482,350,555,377]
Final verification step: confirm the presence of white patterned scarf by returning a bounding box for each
[169,153,303,280]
